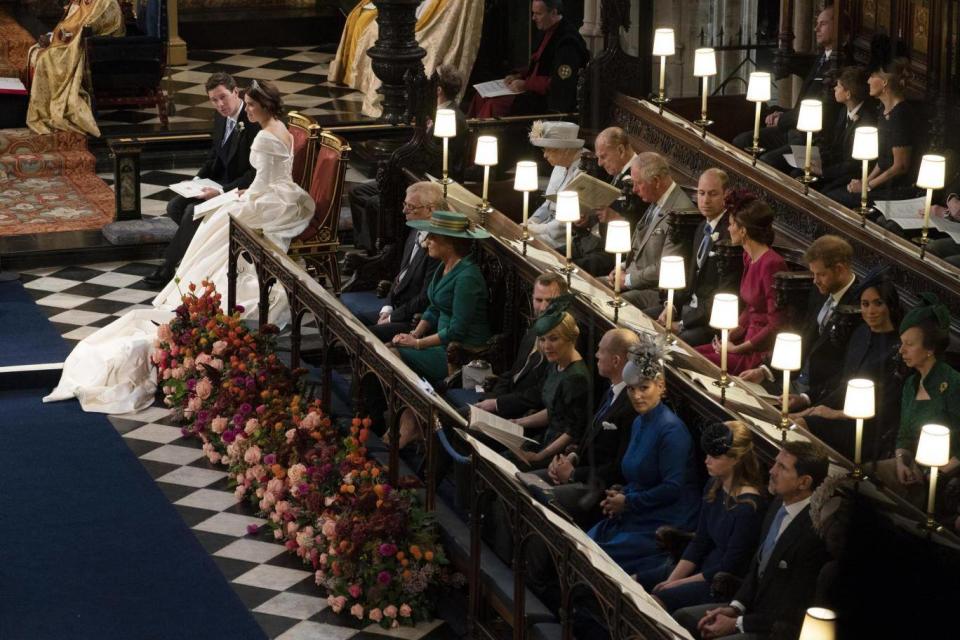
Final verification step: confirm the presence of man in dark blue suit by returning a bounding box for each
[675,441,830,639]
[145,72,259,287]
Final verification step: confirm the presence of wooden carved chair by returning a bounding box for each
[287,110,320,189]
[289,128,351,294]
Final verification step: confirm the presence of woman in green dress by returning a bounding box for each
[876,293,960,512]
[511,295,592,469]
[390,210,491,383]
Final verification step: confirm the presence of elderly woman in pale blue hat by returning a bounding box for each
[526,120,585,249]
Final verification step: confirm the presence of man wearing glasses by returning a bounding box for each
[341,181,444,341]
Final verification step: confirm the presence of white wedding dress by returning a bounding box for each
[44,131,316,413]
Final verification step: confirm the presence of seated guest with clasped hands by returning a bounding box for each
[673,441,830,640]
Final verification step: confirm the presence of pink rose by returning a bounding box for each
[244,418,259,435]
[399,604,412,618]
[301,412,319,429]
[209,357,223,370]
[212,340,228,355]
[321,520,337,538]
[211,417,228,434]
[273,528,283,540]
[196,377,213,400]
[288,463,306,484]
[348,584,362,599]
[275,500,290,515]
[319,553,328,566]
[384,605,398,619]
[186,396,201,412]
[234,485,247,500]
[183,357,195,370]
[368,608,383,622]
[243,445,262,465]
[195,353,211,367]
[350,603,364,620]
[285,428,296,443]
[328,595,347,613]
[266,478,284,495]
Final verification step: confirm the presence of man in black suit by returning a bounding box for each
[740,235,859,410]
[349,64,467,251]
[574,126,641,276]
[145,72,259,287]
[647,168,738,347]
[733,5,841,162]
[341,181,445,338]
[674,441,830,640]
[444,272,566,414]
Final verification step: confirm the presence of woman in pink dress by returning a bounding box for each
[696,196,787,374]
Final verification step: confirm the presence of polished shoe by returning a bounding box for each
[142,265,173,289]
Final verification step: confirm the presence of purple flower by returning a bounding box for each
[246,380,256,391]
[263,453,276,465]
[378,543,397,557]
[186,379,197,391]
[246,524,260,535]
[196,409,210,425]
[298,483,309,495]
[232,414,244,426]
[222,430,237,443]
[256,404,267,415]
[377,570,392,585]
[239,403,252,415]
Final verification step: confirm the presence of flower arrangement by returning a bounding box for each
[152,281,460,628]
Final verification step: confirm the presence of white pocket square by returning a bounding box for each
[602,421,617,431]
[777,560,788,569]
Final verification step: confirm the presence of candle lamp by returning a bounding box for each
[604,220,631,321]
[652,28,675,112]
[513,161,539,252]
[746,72,771,164]
[916,154,946,259]
[555,190,581,282]
[796,99,822,194]
[799,607,836,640]
[771,332,802,439]
[693,48,716,135]
[915,423,950,531]
[433,108,456,199]
[709,293,739,400]
[843,378,875,478]
[474,135,498,225]
[658,255,686,344]
[851,127,878,226]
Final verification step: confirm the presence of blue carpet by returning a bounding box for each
[0,280,71,367]
[0,388,266,640]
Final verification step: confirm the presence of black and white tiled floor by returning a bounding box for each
[97,46,370,132]
[19,264,453,639]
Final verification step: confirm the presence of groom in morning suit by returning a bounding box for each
[145,72,259,287]
[674,441,830,639]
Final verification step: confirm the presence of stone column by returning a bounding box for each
[166,0,187,66]
[580,0,603,56]
[369,0,426,125]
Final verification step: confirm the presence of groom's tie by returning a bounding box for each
[223,118,236,146]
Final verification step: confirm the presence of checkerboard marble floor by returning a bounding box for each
[97,46,369,131]
[19,263,454,639]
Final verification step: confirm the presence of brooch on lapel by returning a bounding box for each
[940,382,948,393]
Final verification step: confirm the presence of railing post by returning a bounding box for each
[467,457,484,637]
[227,221,237,314]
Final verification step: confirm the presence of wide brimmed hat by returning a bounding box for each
[529,120,584,149]
[406,210,490,239]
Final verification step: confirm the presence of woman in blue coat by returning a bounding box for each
[588,336,701,576]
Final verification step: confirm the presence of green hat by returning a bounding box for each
[534,294,575,336]
[406,210,490,239]
[899,292,950,334]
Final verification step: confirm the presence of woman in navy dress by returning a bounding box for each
[635,421,765,613]
[588,336,700,576]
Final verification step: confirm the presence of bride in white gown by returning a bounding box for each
[45,80,316,414]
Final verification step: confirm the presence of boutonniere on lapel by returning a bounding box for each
[710,231,720,242]
[236,121,245,134]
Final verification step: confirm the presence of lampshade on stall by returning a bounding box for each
[709,293,738,329]
[798,607,836,640]
[433,108,456,138]
[604,220,631,253]
[771,333,802,371]
[693,47,717,77]
[746,72,771,102]
[851,126,878,160]
[658,255,686,289]
[843,379,875,419]
[652,28,676,56]
[797,99,823,132]
[555,191,581,223]
[917,154,946,190]
[916,424,951,467]
[474,136,498,166]
[513,161,538,191]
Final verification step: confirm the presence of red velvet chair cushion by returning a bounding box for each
[297,144,341,242]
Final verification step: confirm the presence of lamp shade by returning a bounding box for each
[709,293,739,329]
[798,607,836,640]
[513,161,538,191]
[917,154,946,190]
[433,108,456,138]
[746,72,771,102]
[843,378,875,419]
[693,48,717,77]
[474,135,498,166]
[555,191,581,223]
[915,424,951,467]
[652,28,676,56]
[771,333,802,371]
[659,255,686,289]
[797,99,823,132]
[851,126,878,161]
[604,220,631,253]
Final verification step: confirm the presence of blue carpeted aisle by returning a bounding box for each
[0,280,71,367]
[0,388,266,640]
